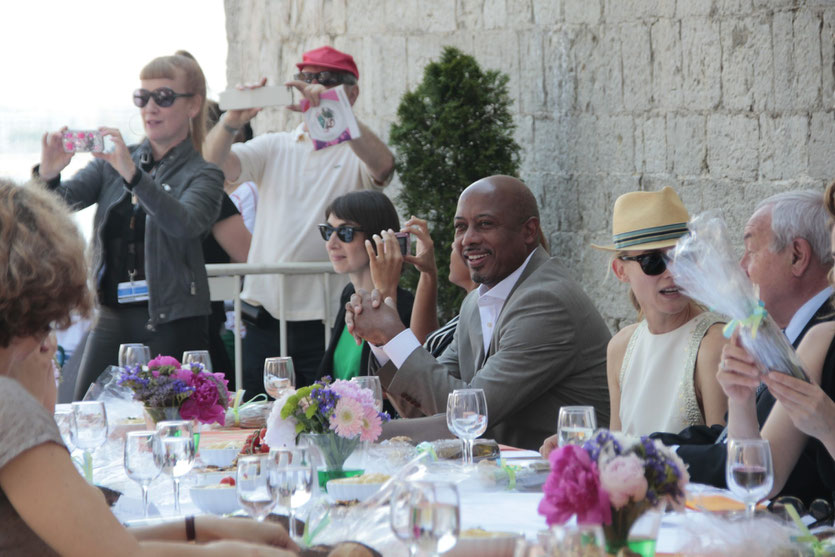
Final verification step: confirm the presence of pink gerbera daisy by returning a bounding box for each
[359,407,382,442]
[330,397,363,438]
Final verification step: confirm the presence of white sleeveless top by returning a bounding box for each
[618,312,725,436]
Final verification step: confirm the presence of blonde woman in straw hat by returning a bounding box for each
[590,187,729,437]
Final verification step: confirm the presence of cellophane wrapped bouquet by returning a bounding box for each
[538,430,689,549]
[118,355,230,425]
[668,212,807,380]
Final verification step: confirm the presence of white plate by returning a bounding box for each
[199,447,239,468]
[189,485,240,515]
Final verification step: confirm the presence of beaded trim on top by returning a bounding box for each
[613,222,688,250]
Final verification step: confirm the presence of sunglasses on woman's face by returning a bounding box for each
[318,223,363,243]
[618,251,668,276]
[133,87,195,108]
[293,71,356,87]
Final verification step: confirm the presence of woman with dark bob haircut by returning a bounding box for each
[0,179,300,556]
[315,190,414,381]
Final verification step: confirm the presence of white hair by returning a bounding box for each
[755,190,832,267]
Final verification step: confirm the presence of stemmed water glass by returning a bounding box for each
[557,406,597,447]
[726,438,774,519]
[182,350,213,372]
[118,343,151,368]
[263,357,295,399]
[269,447,315,539]
[390,481,460,556]
[237,454,277,522]
[351,376,383,412]
[53,406,76,450]
[124,430,163,518]
[446,388,488,466]
[70,401,108,482]
[155,420,195,516]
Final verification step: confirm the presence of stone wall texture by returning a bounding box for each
[224,0,835,332]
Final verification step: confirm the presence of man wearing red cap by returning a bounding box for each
[204,46,395,393]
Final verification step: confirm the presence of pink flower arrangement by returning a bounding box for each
[119,355,230,426]
[538,429,689,548]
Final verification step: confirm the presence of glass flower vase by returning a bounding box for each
[300,432,362,490]
[143,406,181,428]
[603,503,662,557]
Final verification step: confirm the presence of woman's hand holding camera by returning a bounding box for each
[367,229,403,302]
[94,127,136,182]
[40,126,73,180]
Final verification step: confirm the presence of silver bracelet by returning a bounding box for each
[223,122,241,135]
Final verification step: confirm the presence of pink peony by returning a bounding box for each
[599,454,648,509]
[538,445,611,526]
[329,396,364,438]
[179,373,226,425]
[359,407,383,442]
[148,355,181,369]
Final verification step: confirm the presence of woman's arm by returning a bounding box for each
[1,443,296,557]
[605,325,635,431]
[212,214,252,263]
[694,323,729,426]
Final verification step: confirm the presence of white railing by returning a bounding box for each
[205,262,337,389]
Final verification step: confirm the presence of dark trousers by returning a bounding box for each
[241,314,325,396]
[73,305,209,400]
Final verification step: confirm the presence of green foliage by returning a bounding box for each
[390,46,521,321]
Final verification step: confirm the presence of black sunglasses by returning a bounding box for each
[318,223,363,243]
[294,71,357,87]
[133,87,195,108]
[769,495,833,527]
[618,251,668,276]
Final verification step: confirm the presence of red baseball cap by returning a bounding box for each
[296,46,359,79]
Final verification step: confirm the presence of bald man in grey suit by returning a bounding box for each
[345,176,611,450]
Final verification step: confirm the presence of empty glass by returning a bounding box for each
[351,376,383,412]
[536,523,605,556]
[263,357,295,399]
[155,420,195,516]
[446,388,488,466]
[557,406,597,447]
[182,350,213,371]
[390,480,460,556]
[118,343,151,368]
[70,401,108,482]
[237,454,277,522]
[726,438,774,519]
[53,406,76,450]
[269,447,315,539]
[124,430,163,518]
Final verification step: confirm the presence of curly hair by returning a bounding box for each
[0,179,94,347]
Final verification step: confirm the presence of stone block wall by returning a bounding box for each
[224,0,835,332]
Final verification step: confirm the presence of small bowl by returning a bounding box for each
[445,531,522,557]
[199,448,239,468]
[325,480,386,502]
[189,485,241,515]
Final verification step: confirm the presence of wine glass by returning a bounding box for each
[70,401,108,482]
[726,438,773,519]
[446,389,488,466]
[390,481,460,556]
[263,357,295,399]
[124,430,163,518]
[155,420,195,516]
[269,447,315,539]
[53,406,76,450]
[351,375,383,412]
[182,350,213,372]
[557,406,597,447]
[237,454,277,522]
[118,343,151,368]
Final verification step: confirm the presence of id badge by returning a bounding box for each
[117,280,149,303]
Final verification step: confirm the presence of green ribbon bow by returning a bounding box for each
[415,442,439,461]
[785,503,828,556]
[499,459,522,490]
[230,390,268,426]
[723,300,767,339]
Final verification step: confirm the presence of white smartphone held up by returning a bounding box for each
[218,86,294,111]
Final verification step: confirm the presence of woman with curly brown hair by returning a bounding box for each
[719,181,835,502]
[0,179,300,556]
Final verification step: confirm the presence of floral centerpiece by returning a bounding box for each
[538,430,689,554]
[264,377,390,483]
[118,355,230,426]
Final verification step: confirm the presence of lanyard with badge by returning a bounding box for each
[117,177,150,304]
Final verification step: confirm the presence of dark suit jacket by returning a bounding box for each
[315,283,413,381]
[376,247,612,450]
[653,299,834,504]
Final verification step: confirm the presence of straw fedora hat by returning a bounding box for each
[591,187,690,252]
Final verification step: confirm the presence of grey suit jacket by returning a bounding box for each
[377,247,611,450]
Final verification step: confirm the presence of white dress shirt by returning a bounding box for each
[783,287,833,345]
[369,251,536,367]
